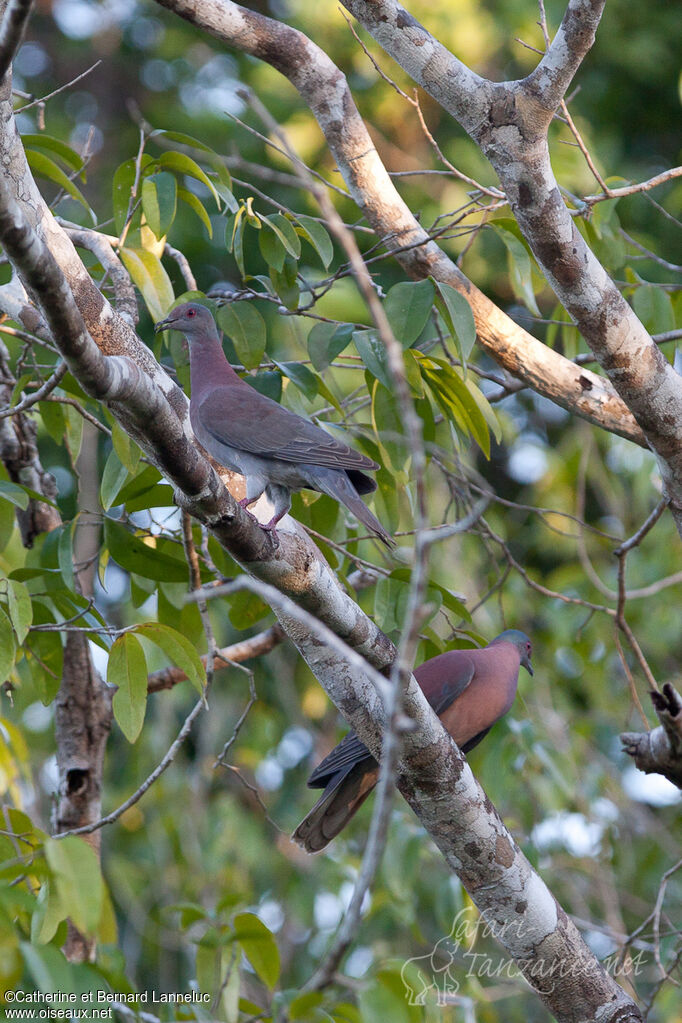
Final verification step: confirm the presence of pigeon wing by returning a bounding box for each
[196,387,378,473]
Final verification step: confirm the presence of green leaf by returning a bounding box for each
[57,521,75,593]
[38,398,66,443]
[150,128,221,156]
[0,605,17,683]
[433,280,477,362]
[295,215,333,268]
[384,279,435,347]
[227,590,270,630]
[0,480,29,510]
[177,186,213,237]
[6,579,32,644]
[492,224,540,316]
[63,402,84,462]
[307,322,354,372]
[112,420,141,474]
[259,224,286,272]
[135,623,206,695]
[31,880,66,945]
[100,449,130,512]
[269,256,299,310]
[141,172,177,240]
[246,371,282,403]
[233,912,280,990]
[353,329,392,391]
[103,518,189,582]
[21,134,84,172]
[25,150,94,220]
[155,151,220,207]
[264,214,301,259]
[120,246,175,323]
[217,303,267,370]
[416,354,490,456]
[110,633,148,743]
[633,285,675,335]
[44,836,102,935]
[112,155,152,235]
[274,360,318,402]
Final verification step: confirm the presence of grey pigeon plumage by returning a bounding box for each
[155,302,394,546]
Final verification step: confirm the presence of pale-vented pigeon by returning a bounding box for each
[293,630,533,852]
[155,303,393,546]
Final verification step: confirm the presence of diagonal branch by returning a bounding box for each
[151,0,645,448]
[340,0,682,537]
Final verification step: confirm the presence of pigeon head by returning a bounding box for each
[154,302,216,339]
[491,629,533,676]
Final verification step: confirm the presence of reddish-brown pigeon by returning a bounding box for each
[155,302,393,546]
[293,630,533,852]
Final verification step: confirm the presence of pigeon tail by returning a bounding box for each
[291,761,379,853]
[308,467,395,548]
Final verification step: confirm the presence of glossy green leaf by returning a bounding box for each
[269,256,299,310]
[433,280,477,362]
[141,172,177,240]
[135,623,206,695]
[110,633,148,743]
[353,329,392,391]
[112,155,152,236]
[633,285,674,335]
[120,246,175,323]
[156,151,220,207]
[0,606,16,683]
[233,912,280,990]
[264,213,301,259]
[100,449,130,512]
[384,279,435,347]
[38,398,66,444]
[416,354,490,456]
[177,186,213,237]
[259,224,286,272]
[57,522,75,593]
[217,303,267,370]
[103,517,188,582]
[274,360,318,402]
[295,215,333,268]
[0,480,29,510]
[492,224,540,316]
[307,322,354,372]
[21,134,84,172]
[44,836,103,935]
[31,880,66,946]
[112,420,141,474]
[63,402,84,462]
[25,150,94,220]
[6,579,32,644]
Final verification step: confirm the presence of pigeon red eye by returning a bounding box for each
[188,309,196,317]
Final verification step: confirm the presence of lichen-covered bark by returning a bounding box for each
[340,0,682,536]
[151,0,645,447]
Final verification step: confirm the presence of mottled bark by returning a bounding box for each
[622,684,682,788]
[340,0,682,535]
[150,0,645,448]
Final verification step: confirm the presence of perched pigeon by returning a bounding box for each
[155,302,393,546]
[293,630,533,852]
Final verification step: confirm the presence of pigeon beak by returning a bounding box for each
[154,314,175,334]
[522,654,533,677]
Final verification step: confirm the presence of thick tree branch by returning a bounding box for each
[0,16,644,1018]
[340,0,682,536]
[526,0,607,114]
[151,0,646,448]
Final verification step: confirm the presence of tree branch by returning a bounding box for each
[621,684,682,788]
[151,0,646,448]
